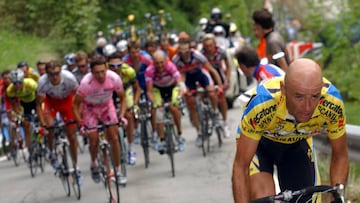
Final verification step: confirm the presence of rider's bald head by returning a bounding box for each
[285,58,323,89]
[152,50,166,62]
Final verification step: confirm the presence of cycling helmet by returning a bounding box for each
[211,7,222,21]
[10,69,25,83]
[116,40,128,52]
[64,53,76,65]
[230,22,237,33]
[17,61,28,68]
[103,44,117,57]
[213,25,225,36]
[199,18,208,30]
[96,37,107,48]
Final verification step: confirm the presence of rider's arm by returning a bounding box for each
[132,80,141,104]
[224,58,231,84]
[232,133,259,203]
[329,133,349,186]
[115,89,126,119]
[72,94,84,123]
[35,95,46,125]
[204,61,223,89]
[276,57,288,73]
[146,83,154,104]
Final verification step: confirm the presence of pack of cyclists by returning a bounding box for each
[0,6,308,202]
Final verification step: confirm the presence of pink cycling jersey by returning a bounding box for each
[77,70,123,128]
[145,60,181,87]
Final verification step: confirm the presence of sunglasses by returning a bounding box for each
[48,71,61,76]
[109,63,122,69]
[14,81,23,86]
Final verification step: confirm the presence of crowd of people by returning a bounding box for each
[0,5,349,203]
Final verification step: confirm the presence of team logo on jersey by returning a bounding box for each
[318,97,343,121]
[249,104,276,128]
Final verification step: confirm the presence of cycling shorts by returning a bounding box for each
[152,85,179,108]
[212,67,225,85]
[250,137,321,192]
[185,69,213,90]
[43,95,75,124]
[20,99,36,120]
[82,100,118,131]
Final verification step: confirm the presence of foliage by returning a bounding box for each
[0,30,58,70]
[0,0,100,53]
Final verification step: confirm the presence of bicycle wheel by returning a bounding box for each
[70,168,81,200]
[215,125,224,148]
[58,145,71,197]
[118,126,127,179]
[105,145,120,203]
[11,128,21,166]
[165,124,176,177]
[29,142,39,177]
[140,120,150,168]
[201,113,210,157]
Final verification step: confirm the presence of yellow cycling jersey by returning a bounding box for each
[237,77,346,144]
[114,63,137,89]
[6,78,38,103]
[28,67,40,81]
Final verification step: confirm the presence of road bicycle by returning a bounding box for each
[94,121,127,203]
[135,92,152,168]
[250,184,345,203]
[194,87,223,157]
[51,120,81,200]
[157,101,179,177]
[28,113,46,177]
[9,112,26,167]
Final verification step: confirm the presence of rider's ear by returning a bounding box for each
[280,81,286,95]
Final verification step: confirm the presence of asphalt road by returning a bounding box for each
[0,103,243,203]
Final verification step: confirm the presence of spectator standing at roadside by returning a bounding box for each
[252,8,290,72]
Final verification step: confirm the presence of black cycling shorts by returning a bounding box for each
[251,137,319,193]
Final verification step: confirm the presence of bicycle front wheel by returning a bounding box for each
[70,168,81,200]
[201,114,210,157]
[29,143,39,177]
[58,145,71,197]
[215,126,224,148]
[106,145,120,203]
[118,127,127,178]
[165,124,176,177]
[140,120,150,168]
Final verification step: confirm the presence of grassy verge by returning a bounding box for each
[344,101,360,125]
[0,30,58,71]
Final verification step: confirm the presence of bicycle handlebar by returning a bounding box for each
[250,184,345,203]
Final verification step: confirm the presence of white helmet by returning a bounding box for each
[10,69,25,83]
[103,44,117,57]
[211,7,221,15]
[64,53,76,65]
[116,40,128,52]
[214,25,225,35]
[199,18,208,25]
[96,37,107,48]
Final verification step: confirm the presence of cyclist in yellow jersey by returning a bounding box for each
[6,69,38,154]
[232,59,349,203]
[17,61,40,81]
[107,52,141,166]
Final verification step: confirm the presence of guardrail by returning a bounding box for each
[314,124,360,163]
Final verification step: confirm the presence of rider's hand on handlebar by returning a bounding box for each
[120,117,128,126]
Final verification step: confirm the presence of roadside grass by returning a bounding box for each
[0,30,58,71]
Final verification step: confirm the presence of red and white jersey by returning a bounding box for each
[37,70,78,99]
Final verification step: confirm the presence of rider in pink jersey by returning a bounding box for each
[72,55,127,184]
[145,50,185,152]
